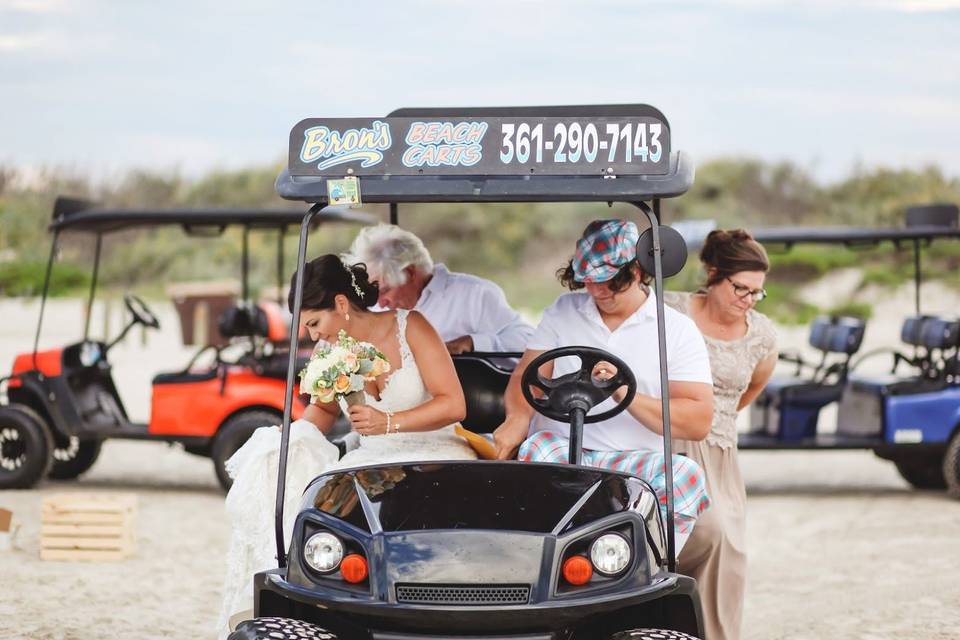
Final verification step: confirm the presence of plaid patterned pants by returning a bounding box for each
[518,431,711,537]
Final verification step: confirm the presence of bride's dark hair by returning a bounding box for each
[288,254,379,312]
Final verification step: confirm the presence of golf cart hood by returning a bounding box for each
[302,460,657,535]
[288,461,660,587]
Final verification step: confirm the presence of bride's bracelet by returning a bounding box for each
[385,411,401,435]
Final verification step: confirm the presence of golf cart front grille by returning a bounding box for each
[395,583,530,605]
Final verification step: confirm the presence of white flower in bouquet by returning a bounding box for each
[299,330,390,405]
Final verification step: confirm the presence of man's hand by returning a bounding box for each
[493,415,530,460]
[592,361,629,403]
[445,335,474,355]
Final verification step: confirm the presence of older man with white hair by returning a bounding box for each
[346,224,533,355]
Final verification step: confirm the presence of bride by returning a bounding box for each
[218,254,475,636]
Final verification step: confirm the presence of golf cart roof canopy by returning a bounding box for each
[754,204,960,247]
[276,104,694,203]
[754,225,960,247]
[48,197,376,234]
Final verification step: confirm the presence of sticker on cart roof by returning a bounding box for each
[289,114,671,177]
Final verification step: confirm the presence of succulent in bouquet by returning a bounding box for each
[299,330,390,406]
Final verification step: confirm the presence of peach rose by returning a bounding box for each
[317,388,336,404]
[333,374,352,394]
[343,353,359,372]
[370,357,391,377]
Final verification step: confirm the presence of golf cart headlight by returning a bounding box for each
[590,533,631,575]
[303,532,344,573]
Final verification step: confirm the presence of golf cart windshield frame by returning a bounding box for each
[275,104,693,573]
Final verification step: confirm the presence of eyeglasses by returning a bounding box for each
[726,277,767,302]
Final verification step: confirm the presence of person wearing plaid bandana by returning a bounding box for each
[493,219,715,551]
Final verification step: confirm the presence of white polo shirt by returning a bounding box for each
[527,291,712,452]
[414,264,534,353]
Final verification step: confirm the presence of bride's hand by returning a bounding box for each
[348,405,388,436]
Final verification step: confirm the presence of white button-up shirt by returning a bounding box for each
[527,291,712,452]
[415,264,534,353]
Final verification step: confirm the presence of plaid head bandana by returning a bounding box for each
[572,219,641,283]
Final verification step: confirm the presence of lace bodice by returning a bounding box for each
[663,291,777,449]
[360,309,429,413]
[332,309,473,467]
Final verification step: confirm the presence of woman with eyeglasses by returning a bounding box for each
[663,228,778,640]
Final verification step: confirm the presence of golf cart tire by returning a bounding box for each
[893,457,947,490]
[212,409,280,491]
[228,617,338,640]
[609,629,700,640]
[49,437,103,480]
[0,403,54,489]
[944,429,960,499]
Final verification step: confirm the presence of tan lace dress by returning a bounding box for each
[663,291,777,640]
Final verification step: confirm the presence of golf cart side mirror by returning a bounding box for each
[635,226,688,278]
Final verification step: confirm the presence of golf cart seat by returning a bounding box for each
[838,315,960,437]
[218,301,291,342]
[218,304,271,339]
[751,315,866,440]
[453,355,513,435]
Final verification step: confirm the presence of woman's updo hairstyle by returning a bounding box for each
[288,254,379,313]
[700,228,769,288]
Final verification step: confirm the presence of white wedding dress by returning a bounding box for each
[217,309,476,637]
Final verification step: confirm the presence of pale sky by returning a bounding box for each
[2,0,958,182]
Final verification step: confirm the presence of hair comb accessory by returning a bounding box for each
[340,256,364,299]
[349,269,363,298]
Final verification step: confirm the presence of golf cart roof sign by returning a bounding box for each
[289,108,671,177]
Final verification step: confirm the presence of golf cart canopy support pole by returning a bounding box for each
[83,233,103,341]
[33,230,60,371]
[242,226,251,303]
[914,238,921,315]
[275,203,323,568]
[277,228,286,307]
[632,199,678,573]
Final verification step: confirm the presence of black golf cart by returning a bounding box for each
[0,200,372,490]
[740,204,960,495]
[229,105,705,639]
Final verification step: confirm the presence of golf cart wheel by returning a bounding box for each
[228,617,338,640]
[944,429,960,499]
[49,436,103,480]
[0,404,54,489]
[212,409,280,491]
[609,629,700,640]
[893,457,947,490]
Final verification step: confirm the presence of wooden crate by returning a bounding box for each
[40,493,137,561]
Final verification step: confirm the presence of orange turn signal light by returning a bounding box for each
[562,555,593,586]
[340,553,368,583]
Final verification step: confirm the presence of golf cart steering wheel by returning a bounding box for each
[124,294,161,330]
[521,346,637,423]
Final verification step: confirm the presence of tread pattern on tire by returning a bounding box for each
[610,629,700,640]
[944,430,960,499]
[0,403,54,487]
[229,617,338,640]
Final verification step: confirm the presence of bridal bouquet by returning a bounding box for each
[299,330,390,405]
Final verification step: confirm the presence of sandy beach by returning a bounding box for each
[2,288,960,639]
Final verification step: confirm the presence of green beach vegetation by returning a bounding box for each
[1,159,958,325]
